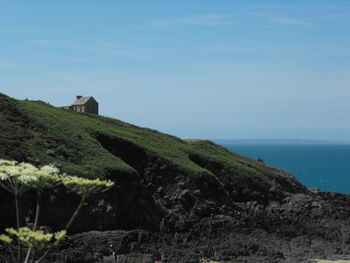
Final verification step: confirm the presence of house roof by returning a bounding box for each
[72,96,94,105]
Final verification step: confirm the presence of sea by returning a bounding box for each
[222,144,350,194]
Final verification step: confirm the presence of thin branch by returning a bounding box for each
[31,251,35,263]
[65,194,86,230]
[24,190,42,263]
[33,190,42,231]
[7,243,16,263]
[36,248,51,263]
[23,248,31,263]
[38,194,87,263]
[14,189,22,262]
[0,253,9,263]
[0,182,12,193]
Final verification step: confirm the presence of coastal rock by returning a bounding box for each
[44,191,350,263]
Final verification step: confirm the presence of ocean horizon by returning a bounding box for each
[222,144,350,194]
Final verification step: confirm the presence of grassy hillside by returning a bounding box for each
[0,93,307,205]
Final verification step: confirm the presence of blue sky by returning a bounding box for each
[1,0,350,140]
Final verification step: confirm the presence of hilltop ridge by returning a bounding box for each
[0,93,308,230]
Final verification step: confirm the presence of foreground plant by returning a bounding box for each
[62,176,114,230]
[0,159,115,263]
[3,228,66,263]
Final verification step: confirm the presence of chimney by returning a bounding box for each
[76,95,82,99]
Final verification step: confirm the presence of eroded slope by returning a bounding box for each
[0,93,308,232]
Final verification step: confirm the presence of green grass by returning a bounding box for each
[17,100,208,177]
[0,93,307,196]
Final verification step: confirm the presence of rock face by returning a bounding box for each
[1,93,350,262]
[56,192,350,263]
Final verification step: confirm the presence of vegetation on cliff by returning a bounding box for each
[0,93,305,191]
[0,93,308,233]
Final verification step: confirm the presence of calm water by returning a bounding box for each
[223,145,350,194]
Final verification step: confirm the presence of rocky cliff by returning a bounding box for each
[1,93,349,262]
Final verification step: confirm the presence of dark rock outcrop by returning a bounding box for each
[51,191,350,263]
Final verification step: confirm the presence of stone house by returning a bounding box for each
[59,96,99,115]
